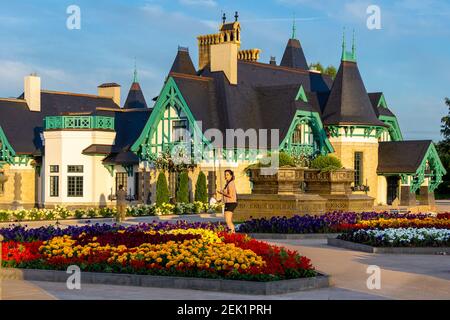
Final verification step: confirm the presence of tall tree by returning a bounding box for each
[309,62,337,79]
[176,171,189,203]
[194,171,208,204]
[436,97,450,197]
[156,172,169,206]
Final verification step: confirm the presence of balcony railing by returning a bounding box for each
[44,116,115,131]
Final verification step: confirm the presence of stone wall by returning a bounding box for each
[0,164,36,209]
[330,140,379,199]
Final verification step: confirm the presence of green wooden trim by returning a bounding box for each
[0,126,16,164]
[379,115,403,141]
[45,116,114,131]
[131,77,207,160]
[327,125,384,138]
[377,94,388,108]
[280,110,334,156]
[122,165,134,177]
[104,164,115,177]
[13,155,31,166]
[295,85,308,103]
[412,143,446,193]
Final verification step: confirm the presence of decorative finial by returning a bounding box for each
[341,27,346,61]
[222,12,226,24]
[235,11,239,22]
[292,13,297,39]
[133,57,138,83]
[352,28,356,60]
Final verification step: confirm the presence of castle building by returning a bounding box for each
[0,16,446,210]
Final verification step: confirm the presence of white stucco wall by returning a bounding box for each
[42,130,116,206]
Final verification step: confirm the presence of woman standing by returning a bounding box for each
[217,169,237,233]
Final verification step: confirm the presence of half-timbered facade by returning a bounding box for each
[0,17,445,209]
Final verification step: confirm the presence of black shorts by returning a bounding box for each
[224,202,238,212]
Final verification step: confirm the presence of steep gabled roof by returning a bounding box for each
[280,38,309,70]
[321,61,386,126]
[0,92,120,154]
[123,82,148,109]
[170,48,197,76]
[368,92,396,117]
[377,140,432,173]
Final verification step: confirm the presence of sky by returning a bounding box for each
[0,0,449,141]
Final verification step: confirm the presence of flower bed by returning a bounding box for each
[1,223,316,281]
[0,202,223,223]
[238,212,447,234]
[337,228,450,247]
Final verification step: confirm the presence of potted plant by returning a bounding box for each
[246,152,306,195]
[304,155,354,195]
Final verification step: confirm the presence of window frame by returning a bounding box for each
[67,176,83,197]
[354,151,363,186]
[67,165,84,173]
[49,176,59,197]
[49,165,59,173]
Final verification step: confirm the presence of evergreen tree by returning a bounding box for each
[195,171,208,204]
[436,98,450,197]
[156,172,169,206]
[176,171,189,203]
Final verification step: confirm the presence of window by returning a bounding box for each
[68,176,83,197]
[116,172,127,193]
[172,120,188,142]
[68,165,83,173]
[50,165,59,173]
[354,152,363,186]
[292,125,303,144]
[50,176,59,197]
[0,172,5,195]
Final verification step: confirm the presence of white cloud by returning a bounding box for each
[179,0,217,7]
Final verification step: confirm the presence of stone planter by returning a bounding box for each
[247,167,306,195]
[304,169,354,195]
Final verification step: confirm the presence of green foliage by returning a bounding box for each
[86,208,97,219]
[309,62,337,79]
[310,155,343,172]
[12,210,27,222]
[278,152,296,167]
[99,207,115,218]
[194,171,208,204]
[0,210,11,222]
[156,172,170,206]
[176,171,189,203]
[74,209,84,219]
[436,98,450,198]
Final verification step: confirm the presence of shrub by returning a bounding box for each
[74,209,85,219]
[156,172,170,206]
[278,151,296,167]
[28,208,44,221]
[55,206,71,219]
[194,171,208,204]
[310,155,342,172]
[12,210,27,222]
[86,208,98,219]
[44,209,57,221]
[99,207,114,218]
[0,210,11,222]
[176,171,189,203]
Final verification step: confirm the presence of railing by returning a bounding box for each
[45,116,115,131]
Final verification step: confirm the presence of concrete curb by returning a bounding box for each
[0,268,330,295]
[327,238,450,254]
[244,233,340,240]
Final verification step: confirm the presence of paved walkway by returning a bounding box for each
[1,238,449,300]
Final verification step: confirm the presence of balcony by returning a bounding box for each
[44,116,115,131]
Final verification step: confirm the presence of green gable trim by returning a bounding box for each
[379,115,403,141]
[410,143,447,193]
[0,126,16,165]
[377,94,388,108]
[295,85,308,103]
[280,110,334,156]
[131,76,207,160]
[327,125,385,139]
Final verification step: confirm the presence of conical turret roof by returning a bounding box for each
[280,38,308,70]
[321,60,385,126]
[124,82,147,109]
[170,47,197,75]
